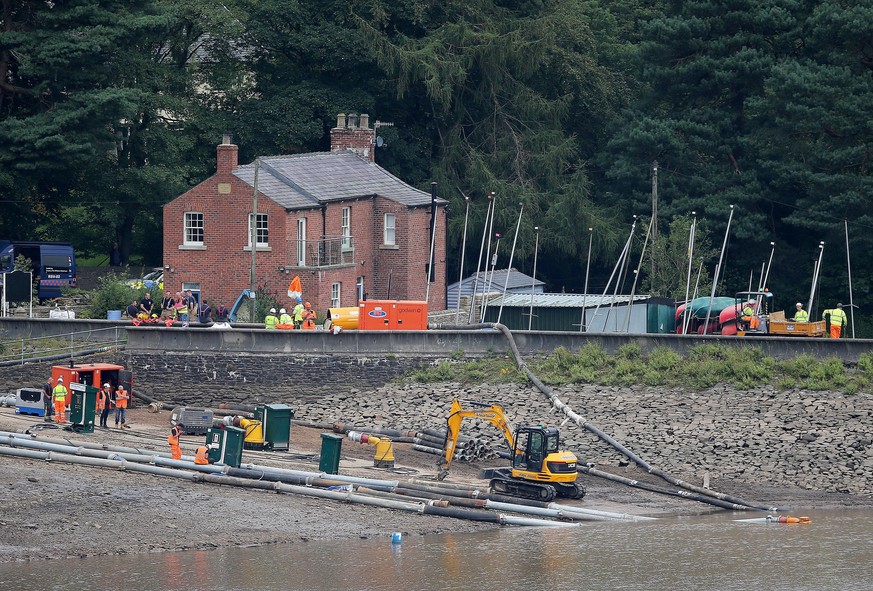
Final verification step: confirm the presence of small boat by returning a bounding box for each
[675,297,736,334]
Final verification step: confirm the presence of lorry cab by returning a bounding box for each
[50,363,132,405]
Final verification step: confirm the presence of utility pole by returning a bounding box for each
[250,158,260,322]
[651,160,658,281]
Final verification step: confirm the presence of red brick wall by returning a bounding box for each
[163,143,447,316]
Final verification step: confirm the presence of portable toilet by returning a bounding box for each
[69,382,97,433]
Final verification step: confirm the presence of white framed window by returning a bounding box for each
[331,282,341,308]
[248,213,269,247]
[383,213,396,246]
[184,212,204,245]
[341,206,351,249]
[356,276,364,303]
[296,218,306,266]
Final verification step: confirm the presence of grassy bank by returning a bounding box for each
[404,343,873,394]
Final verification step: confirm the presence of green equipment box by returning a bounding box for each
[69,383,98,434]
[206,426,245,467]
[319,433,344,474]
[255,404,293,451]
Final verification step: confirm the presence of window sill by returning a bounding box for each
[243,245,273,252]
[379,244,400,250]
[179,244,206,250]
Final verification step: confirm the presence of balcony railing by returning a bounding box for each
[294,236,355,268]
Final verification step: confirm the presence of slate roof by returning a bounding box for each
[233,151,441,209]
[449,269,546,293]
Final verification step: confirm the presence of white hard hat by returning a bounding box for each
[57,377,63,382]
[279,308,286,314]
[270,308,277,314]
[796,302,802,307]
[104,383,110,387]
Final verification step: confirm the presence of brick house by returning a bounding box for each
[162,113,447,316]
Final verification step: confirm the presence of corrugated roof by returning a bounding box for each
[486,293,651,308]
[233,151,442,209]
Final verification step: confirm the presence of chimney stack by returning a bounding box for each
[330,111,376,162]
[216,134,238,173]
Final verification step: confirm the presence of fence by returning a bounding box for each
[0,326,127,366]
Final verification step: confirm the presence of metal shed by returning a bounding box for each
[482,293,676,333]
[447,268,545,311]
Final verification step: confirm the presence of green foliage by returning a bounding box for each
[84,275,142,319]
[13,255,33,273]
[405,356,520,384]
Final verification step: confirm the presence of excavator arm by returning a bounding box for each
[437,399,515,480]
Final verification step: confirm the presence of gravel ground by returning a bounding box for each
[1,392,869,564]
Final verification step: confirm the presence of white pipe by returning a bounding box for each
[704,205,734,334]
[580,228,593,332]
[682,215,696,334]
[845,220,855,338]
[497,203,524,324]
[468,194,493,323]
[528,226,539,331]
[455,196,471,323]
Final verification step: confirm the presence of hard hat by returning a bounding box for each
[103,383,110,388]
[837,303,844,307]
[296,297,302,303]
[270,308,276,313]
[304,301,311,307]
[57,377,63,382]
[279,308,286,314]
[796,302,802,307]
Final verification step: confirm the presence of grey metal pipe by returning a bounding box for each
[0,395,16,407]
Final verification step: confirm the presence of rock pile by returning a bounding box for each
[294,382,873,496]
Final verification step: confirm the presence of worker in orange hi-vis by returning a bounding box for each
[301,301,317,330]
[194,445,210,465]
[168,424,183,460]
[52,377,68,424]
[114,384,130,429]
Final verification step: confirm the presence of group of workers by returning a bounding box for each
[264,297,316,330]
[738,300,848,338]
[44,377,129,427]
[166,423,213,465]
[792,301,848,338]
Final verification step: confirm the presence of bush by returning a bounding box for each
[84,275,141,319]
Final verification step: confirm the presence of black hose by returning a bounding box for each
[433,321,774,512]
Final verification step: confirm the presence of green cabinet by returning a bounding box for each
[69,383,97,433]
[255,404,293,451]
[319,433,344,474]
[206,426,245,467]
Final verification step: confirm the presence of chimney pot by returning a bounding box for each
[360,114,369,129]
[348,113,358,129]
[336,113,346,129]
[222,132,232,145]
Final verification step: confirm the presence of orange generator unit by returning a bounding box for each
[358,300,428,331]
[50,363,133,406]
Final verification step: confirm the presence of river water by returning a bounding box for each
[4,509,872,591]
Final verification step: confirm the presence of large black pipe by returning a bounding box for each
[433,321,776,512]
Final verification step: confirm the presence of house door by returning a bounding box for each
[182,282,200,306]
[297,218,306,266]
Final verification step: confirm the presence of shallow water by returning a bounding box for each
[4,509,872,591]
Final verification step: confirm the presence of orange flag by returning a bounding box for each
[287,276,302,299]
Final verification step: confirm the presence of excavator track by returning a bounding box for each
[553,481,586,500]
[489,476,557,502]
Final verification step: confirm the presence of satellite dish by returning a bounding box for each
[376,136,384,147]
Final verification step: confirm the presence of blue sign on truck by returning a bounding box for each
[0,240,77,300]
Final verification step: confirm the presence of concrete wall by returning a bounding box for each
[3,318,873,361]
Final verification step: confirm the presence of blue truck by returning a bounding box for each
[0,240,77,300]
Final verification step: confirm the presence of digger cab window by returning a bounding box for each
[512,430,530,470]
[545,433,560,454]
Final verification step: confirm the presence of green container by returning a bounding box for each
[255,404,293,451]
[206,426,245,467]
[69,383,97,434]
[319,433,344,474]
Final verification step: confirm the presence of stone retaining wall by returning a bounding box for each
[2,350,870,497]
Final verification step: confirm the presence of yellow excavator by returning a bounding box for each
[437,399,584,502]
